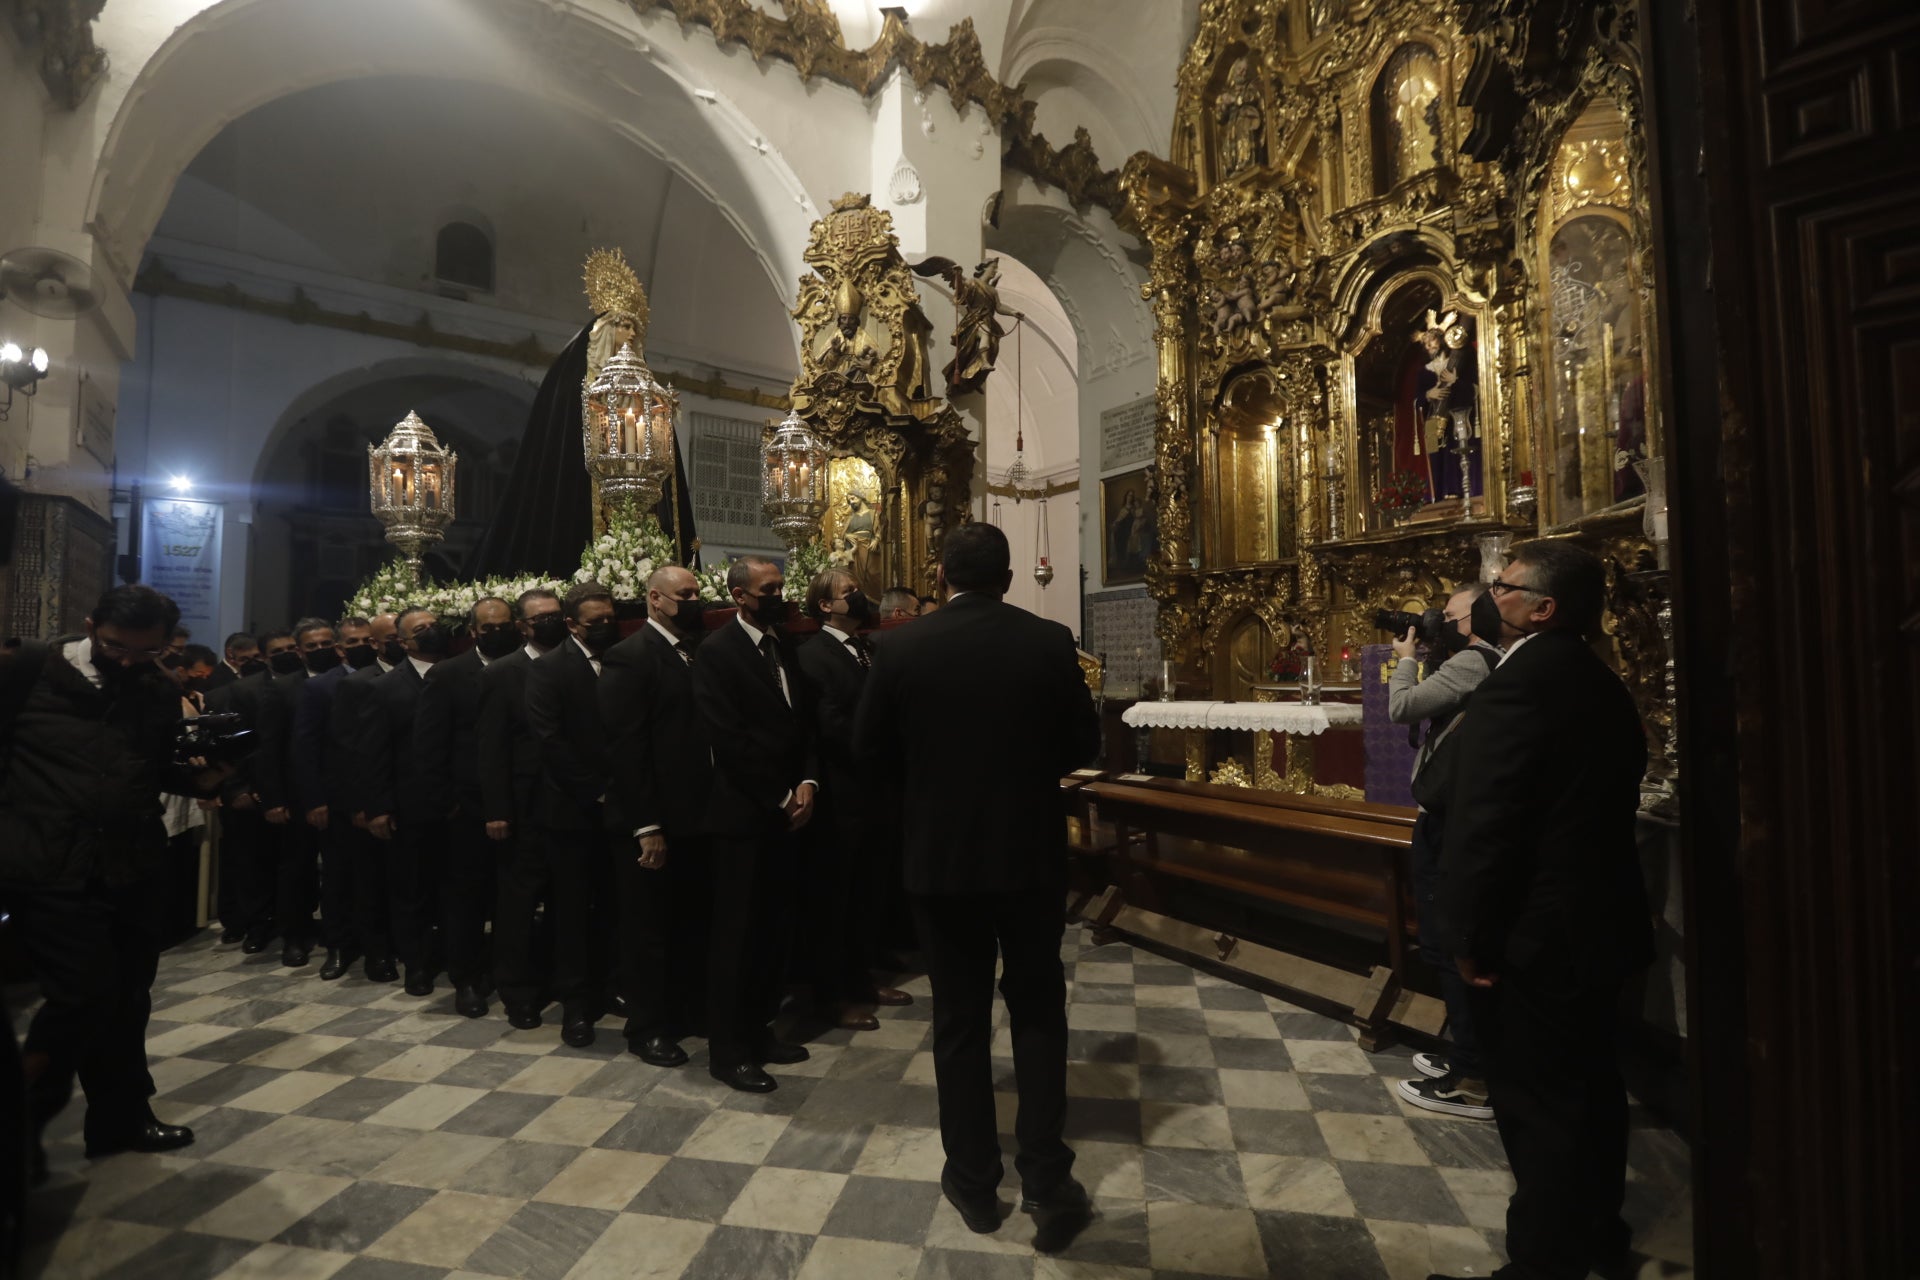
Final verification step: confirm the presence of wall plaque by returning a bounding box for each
[1098,395,1156,472]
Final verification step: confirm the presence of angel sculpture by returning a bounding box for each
[911,256,1017,397]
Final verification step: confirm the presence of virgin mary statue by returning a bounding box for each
[467,248,698,579]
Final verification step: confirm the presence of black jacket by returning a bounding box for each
[0,640,206,888]
[205,669,272,808]
[358,659,435,824]
[475,648,541,827]
[796,627,874,842]
[693,618,817,838]
[326,662,385,818]
[525,639,608,833]
[291,664,349,815]
[254,666,310,812]
[600,622,712,839]
[1438,628,1653,981]
[203,663,241,693]
[853,593,1099,895]
[416,647,489,820]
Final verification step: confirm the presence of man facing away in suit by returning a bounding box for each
[692,556,818,1094]
[418,596,520,1019]
[1427,540,1651,1280]
[853,522,1101,1252]
[599,566,715,1067]
[360,607,454,997]
[476,588,567,1028]
[797,568,913,1032]
[322,614,398,983]
[525,581,621,1047]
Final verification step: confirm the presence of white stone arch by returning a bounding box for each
[83,0,830,330]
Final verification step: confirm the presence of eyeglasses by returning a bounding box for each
[1487,578,1542,598]
[93,639,169,661]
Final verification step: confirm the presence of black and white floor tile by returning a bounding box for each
[21,927,1694,1279]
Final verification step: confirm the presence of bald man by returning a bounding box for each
[599,566,716,1066]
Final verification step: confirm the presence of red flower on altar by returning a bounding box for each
[1373,468,1430,514]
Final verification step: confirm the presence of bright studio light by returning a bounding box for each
[30,347,48,373]
[168,475,193,493]
[0,343,20,365]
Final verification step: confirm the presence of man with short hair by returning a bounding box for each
[477,588,567,1027]
[325,614,398,982]
[526,582,621,1046]
[166,626,191,659]
[693,556,818,1093]
[917,594,940,615]
[877,586,920,623]
[854,522,1100,1252]
[176,645,219,698]
[206,632,261,692]
[600,566,715,1065]
[418,596,517,1017]
[0,585,231,1167]
[1428,541,1652,1280]
[360,607,454,996]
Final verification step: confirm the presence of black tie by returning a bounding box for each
[674,639,693,667]
[759,634,785,697]
[849,635,872,670]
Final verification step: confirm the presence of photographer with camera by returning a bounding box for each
[1384,586,1502,1121]
[0,586,240,1173]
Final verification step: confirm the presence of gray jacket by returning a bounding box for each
[1388,641,1502,782]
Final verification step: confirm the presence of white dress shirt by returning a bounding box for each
[572,634,603,677]
[1497,632,1537,667]
[820,621,864,663]
[407,655,436,681]
[522,642,544,662]
[61,638,103,689]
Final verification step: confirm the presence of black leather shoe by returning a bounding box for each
[219,926,244,945]
[632,1035,689,1067]
[1022,1177,1093,1254]
[505,1004,542,1031]
[404,968,434,997]
[561,1006,596,1048]
[281,943,311,968]
[454,985,488,1019]
[757,1040,810,1066]
[712,1063,777,1093]
[240,929,274,955]
[318,949,357,981]
[365,957,399,983]
[941,1171,1004,1234]
[85,1121,196,1159]
[610,992,632,1018]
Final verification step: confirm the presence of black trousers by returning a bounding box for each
[910,885,1073,1198]
[6,880,162,1145]
[1470,962,1631,1280]
[274,821,320,948]
[319,820,390,961]
[492,819,550,1011]
[1410,810,1483,1078]
[443,814,496,988]
[386,820,446,977]
[802,816,883,1007]
[223,808,273,935]
[545,828,614,1009]
[706,833,800,1072]
[613,832,711,1042]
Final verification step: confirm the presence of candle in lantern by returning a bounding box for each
[621,403,640,454]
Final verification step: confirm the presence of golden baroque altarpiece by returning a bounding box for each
[1120,0,1676,804]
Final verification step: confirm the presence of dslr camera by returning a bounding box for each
[174,712,254,767]
[1374,607,1449,649]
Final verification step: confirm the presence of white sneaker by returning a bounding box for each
[1398,1073,1494,1120]
[1411,1051,1451,1079]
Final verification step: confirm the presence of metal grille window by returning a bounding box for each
[690,412,778,547]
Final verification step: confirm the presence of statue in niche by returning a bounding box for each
[1411,309,1480,502]
[820,276,883,380]
[910,256,1015,397]
[1207,238,1259,337]
[1215,58,1267,179]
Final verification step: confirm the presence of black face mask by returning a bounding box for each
[382,639,408,667]
[185,675,209,693]
[1469,591,1507,647]
[526,614,568,649]
[476,628,521,659]
[411,624,452,658]
[579,618,620,654]
[749,596,788,628]
[306,647,343,674]
[1436,622,1472,656]
[268,651,306,675]
[239,657,268,678]
[160,653,185,671]
[343,643,379,670]
[672,598,708,631]
[842,590,874,624]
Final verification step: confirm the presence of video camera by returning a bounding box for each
[173,712,254,767]
[1373,607,1449,649]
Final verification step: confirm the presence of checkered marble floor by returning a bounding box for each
[22,926,1694,1280]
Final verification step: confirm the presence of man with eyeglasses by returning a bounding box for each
[0,585,237,1175]
[1426,542,1652,1280]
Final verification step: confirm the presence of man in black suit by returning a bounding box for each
[476,588,567,1028]
[418,596,519,1018]
[600,566,714,1067]
[525,582,620,1046]
[326,610,397,982]
[264,617,340,967]
[693,556,818,1093]
[1428,541,1651,1280]
[204,634,276,947]
[796,568,912,1031]
[291,617,362,978]
[853,522,1100,1251]
[203,631,259,694]
[361,607,453,996]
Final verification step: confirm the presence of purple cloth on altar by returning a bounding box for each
[1362,643,1417,808]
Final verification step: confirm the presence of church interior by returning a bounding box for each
[0,0,1913,1277]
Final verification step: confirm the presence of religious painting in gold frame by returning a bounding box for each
[1100,469,1158,586]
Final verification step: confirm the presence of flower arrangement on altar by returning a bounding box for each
[1373,467,1430,519]
[1267,624,1313,682]
[575,504,677,601]
[783,537,832,603]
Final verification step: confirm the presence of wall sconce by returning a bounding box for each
[0,342,50,421]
